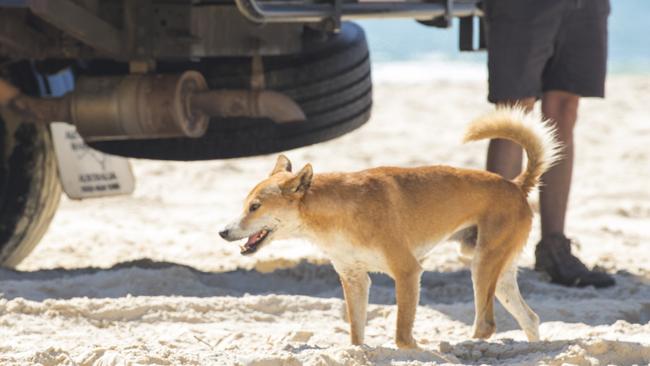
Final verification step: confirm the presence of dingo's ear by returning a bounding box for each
[283,164,312,194]
[271,154,292,176]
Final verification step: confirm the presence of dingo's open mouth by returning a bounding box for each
[240,229,271,255]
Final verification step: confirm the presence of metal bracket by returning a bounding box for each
[0,12,52,58]
[27,0,123,57]
[443,0,453,27]
[250,52,265,90]
[123,0,154,60]
[459,16,473,51]
[234,0,481,23]
[329,0,343,32]
[416,0,454,28]
[459,14,487,51]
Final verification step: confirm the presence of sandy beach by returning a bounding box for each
[1,72,649,365]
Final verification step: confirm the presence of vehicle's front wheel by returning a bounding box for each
[0,109,61,267]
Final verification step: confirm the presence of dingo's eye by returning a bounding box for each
[249,203,261,212]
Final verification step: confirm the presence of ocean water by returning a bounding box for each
[358,0,650,75]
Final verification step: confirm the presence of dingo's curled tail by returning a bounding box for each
[463,107,562,196]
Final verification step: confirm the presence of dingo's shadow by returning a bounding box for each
[1,259,648,328]
[432,338,650,366]
[283,344,453,364]
[277,339,649,365]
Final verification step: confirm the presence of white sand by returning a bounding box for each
[1,72,650,365]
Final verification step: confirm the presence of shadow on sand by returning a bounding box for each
[1,259,649,328]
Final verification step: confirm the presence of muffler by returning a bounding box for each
[0,71,305,142]
[71,72,209,141]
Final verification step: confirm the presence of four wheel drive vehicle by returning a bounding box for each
[0,0,482,267]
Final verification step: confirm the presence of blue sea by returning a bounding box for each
[358,0,650,75]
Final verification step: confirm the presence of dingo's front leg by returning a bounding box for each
[393,260,423,349]
[339,270,371,345]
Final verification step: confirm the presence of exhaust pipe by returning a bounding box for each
[190,90,306,125]
[0,72,306,142]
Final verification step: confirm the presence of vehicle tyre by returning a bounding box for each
[0,109,61,267]
[89,22,372,160]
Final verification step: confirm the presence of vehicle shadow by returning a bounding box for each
[1,259,648,328]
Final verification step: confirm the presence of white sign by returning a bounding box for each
[50,122,135,199]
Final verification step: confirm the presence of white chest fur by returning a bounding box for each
[311,233,391,274]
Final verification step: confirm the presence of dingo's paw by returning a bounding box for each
[396,337,419,349]
[472,320,496,340]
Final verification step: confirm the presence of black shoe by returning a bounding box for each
[534,233,615,288]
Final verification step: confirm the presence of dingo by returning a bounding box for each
[220,107,559,348]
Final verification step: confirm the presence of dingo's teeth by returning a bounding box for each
[240,229,271,255]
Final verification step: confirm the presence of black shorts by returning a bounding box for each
[484,0,610,103]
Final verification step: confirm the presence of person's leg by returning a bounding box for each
[486,98,535,179]
[539,91,578,235]
[481,0,614,288]
[534,91,614,288]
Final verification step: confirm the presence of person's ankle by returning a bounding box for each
[537,232,570,249]
[541,232,567,240]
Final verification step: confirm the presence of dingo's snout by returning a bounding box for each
[219,228,230,240]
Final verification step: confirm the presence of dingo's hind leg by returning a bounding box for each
[495,265,540,341]
[470,250,500,339]
[470,216,529,340]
